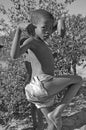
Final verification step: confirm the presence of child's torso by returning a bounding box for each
[25,39,54,79]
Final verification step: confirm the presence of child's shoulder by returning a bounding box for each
[26,37,45,45]
[21,36,35,44]
[22,37,46,48]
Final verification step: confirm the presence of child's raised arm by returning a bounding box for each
[10,24,33,59]
[57,18,66,39]
[52,18,66,39]
[10,26,22,59]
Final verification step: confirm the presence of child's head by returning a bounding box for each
[28,9,55,40]
[26,9,66,39]
[30,9,54,26]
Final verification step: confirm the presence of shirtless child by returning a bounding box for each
[11,9,82,130]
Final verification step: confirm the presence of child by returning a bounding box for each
[10,9,82,130]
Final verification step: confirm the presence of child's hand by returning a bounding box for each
[17,23,29,31]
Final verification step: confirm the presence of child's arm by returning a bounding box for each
[52,18,66,38]
[10,26,22,59]
[10,25,33,59]
[57,18,66,39]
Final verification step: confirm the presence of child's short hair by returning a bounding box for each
[30,9,54,25]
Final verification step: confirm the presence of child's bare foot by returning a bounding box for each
[48,112,62,130]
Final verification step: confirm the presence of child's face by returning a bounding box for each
[35,18,54,40]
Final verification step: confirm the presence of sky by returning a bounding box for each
[0,0,86,24]
[67,0,86,16]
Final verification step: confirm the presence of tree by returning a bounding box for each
[49,14,86,75]
[0,0,76,28]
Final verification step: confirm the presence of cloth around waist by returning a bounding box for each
[25,74,53,100]
[34,74,53,82]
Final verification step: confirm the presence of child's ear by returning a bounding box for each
[26,23,36,36]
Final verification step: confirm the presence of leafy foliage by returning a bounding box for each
[47,14,86,75]
[0,39,29,125]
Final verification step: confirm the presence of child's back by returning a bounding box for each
[25,38,54,79]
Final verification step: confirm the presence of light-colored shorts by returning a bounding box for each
[25,74,55,108]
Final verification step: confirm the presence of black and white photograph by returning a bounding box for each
[0,0,86,130]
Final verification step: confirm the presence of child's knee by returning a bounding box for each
[76,76,83,84]
[72,75,82,84]
[72,76,83,91]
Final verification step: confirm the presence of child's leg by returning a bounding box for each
[31,103,37,130]
[31,103,44,130]
[47,75,82,128]
[37,109,44,130]
[40,107,56,130]
[44,75,82,96]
